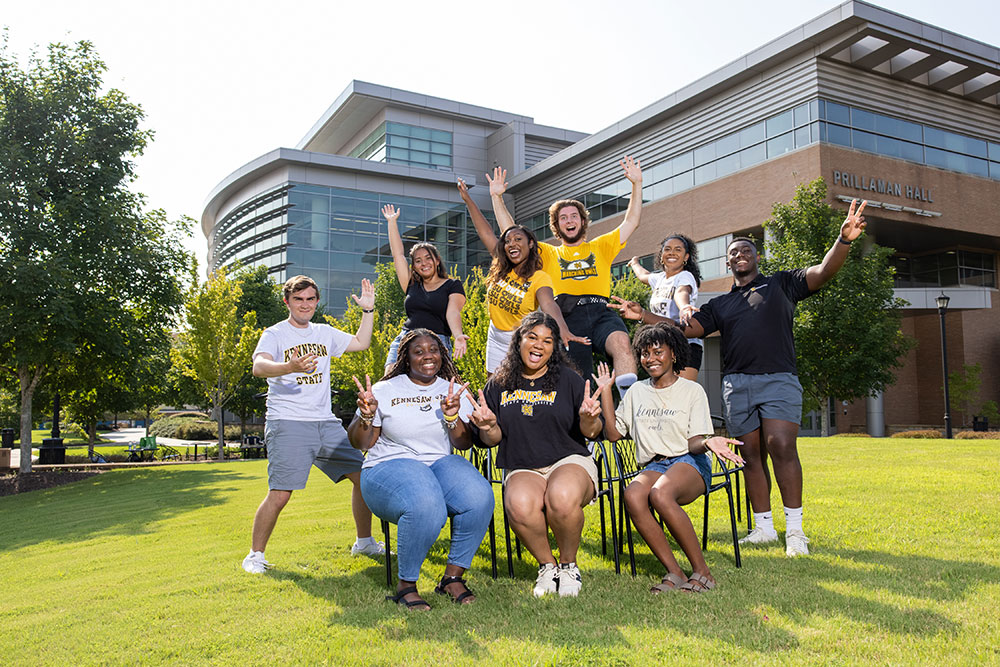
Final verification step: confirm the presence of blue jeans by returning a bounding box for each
[360,454,494,582]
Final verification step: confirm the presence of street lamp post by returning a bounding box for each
[936,292,952,439]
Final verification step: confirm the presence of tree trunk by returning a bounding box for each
[144,405,152,436]
[216,397,225,461]
[820,408,830,437]
[88,421,97,459]
[18,366,44,474]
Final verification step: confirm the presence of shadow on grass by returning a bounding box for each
[0,467,250,551]
[272,528,995,658]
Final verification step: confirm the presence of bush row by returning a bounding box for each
[148,416,261,441]
[889,429,942,439]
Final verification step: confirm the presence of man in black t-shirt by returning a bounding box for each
[611,200,867,557]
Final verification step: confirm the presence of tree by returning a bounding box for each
[760,179,913,435]
[0,39,192,471]
[172,268,259,459]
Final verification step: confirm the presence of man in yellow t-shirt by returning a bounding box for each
[489,157,644,391]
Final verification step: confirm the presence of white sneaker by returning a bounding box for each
[558,563,582,597]
[532,563,560,598]
[785,530,810,557]
[739,526,779,545]
[351,540,386,557]
[242,550,272,574]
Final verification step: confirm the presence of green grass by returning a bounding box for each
[1,437,998,665]
[13,428,110,446]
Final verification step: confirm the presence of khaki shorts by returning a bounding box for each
[504,453,599,502]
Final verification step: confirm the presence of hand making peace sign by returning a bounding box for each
[840,199,867,242]
[440,377,471,418]
[578,380,604,420]
[466,389,498,432]
[352,374,377,418]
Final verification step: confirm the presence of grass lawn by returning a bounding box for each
[1,437,997,665]
[13,428,110,446]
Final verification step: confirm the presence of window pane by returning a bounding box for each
[991,162,1000,180]
[852,129,877,152]
[766,110,794,136]
[716,133,740,157]
[671,151,694,173]
[827,123,851,147]
[793,103,810,128]
[990,143,1000,161]
[739,122,765,147]
[716,152,741,177]
[924,127,988,157]
[694,143,715,166]
[431,130,451,143]
[767,132,795,158]
[739,142,766,168]
[826,101,850,125]
[852,108,877,131]
[794,126,811,148]
[672,170,694,191]
[694,162,716,184]
[410,126,432,140]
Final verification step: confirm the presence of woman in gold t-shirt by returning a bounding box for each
[458,176,588,375]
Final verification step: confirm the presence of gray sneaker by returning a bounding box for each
[532,563,559,598]
[351,540,386,557]
[739,526,779,545]
[785,530,810,557]
[241,550,272,574]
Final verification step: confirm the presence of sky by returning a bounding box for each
[3,0,997,271]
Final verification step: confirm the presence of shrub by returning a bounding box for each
[148,415,202,438]
[890,429,942,439]
[831,432,872,437]
[955,430,1000,440]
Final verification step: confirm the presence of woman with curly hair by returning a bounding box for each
[458,174,587,375]
[349,329,494,610]
[627,234,704,379]
[468,311,608,598]
[597,322,743,593]
[381,204,468,374]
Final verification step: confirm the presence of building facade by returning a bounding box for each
[202,0,999,434]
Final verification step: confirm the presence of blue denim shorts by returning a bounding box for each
[642,452,713,493]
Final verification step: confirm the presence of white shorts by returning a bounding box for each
[485,322,515,373]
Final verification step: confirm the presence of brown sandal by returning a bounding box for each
[650,572,687,594]
[679,573,716,593]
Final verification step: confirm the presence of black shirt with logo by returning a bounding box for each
[402,278,465,336]
[692,269,812,376]
[481,367,591,470]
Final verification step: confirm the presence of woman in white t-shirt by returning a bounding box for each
[348,329,493,610]
[598,323,743,594]
[627,234,703,380]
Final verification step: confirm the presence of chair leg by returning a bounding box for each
[702,491,710,551]
[381,519,393,588]
[744,470,753,533]
[725,484,742,568]
[623,503,637,578]
[734,468,742,522]
[488,515,498,580]
[606,487,621,575]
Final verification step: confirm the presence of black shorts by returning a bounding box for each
[563,297,628,375]
[688,342,703,371]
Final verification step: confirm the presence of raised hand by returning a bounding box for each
[381,204,400,224]
[704,436,745,466]
[840,199,867,242]
[456,178,472,201]
[350,278,375,311]
[287,349,318,374]
[620,155,642,184]
[486,166,507,197]
[608,295,644,321]
[452,334,468,360]
[440,377,470,417]
[467,389,497,431]
[591,362,616,394]
[352,374,377,418]
[579,380,603,419]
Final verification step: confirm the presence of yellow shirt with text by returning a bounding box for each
[486,269,554,331]
[537,229,624,297]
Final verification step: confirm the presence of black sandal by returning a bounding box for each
[434,575,475,604]
[386,585,430,610]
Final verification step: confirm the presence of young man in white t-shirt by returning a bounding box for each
[242,275,381,573]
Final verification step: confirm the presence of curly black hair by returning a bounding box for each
[486,225,543,285]
[382,329,458,383]
[492,311,576,392]
[656,234,702,286]
[632,322,689,376]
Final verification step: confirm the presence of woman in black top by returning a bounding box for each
[469,311,607,598]
[382,204,467,374]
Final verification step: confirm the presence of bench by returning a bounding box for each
[239,435,266,459]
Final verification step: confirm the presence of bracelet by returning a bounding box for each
[445,418,458,431]
[837,237,852,246]
[362,307,375,313]
[358,412,374,426]
[442,412,459,423]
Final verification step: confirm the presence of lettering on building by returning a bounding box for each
[831,170,932,202]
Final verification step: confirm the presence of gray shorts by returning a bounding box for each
[264,419,364,491]
[722,372,803,437]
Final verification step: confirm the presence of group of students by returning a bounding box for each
[243,154,869,610]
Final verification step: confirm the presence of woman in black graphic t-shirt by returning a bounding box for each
[469,311,609,598]
[382,204,467,374]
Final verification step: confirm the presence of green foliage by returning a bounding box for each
[172,268,260,451]
[454,266,489,389]
[979,400,999,423]
[610,272,651,340]
[760,179,914,420]
[946,363,996,425]
[0,39,193,470]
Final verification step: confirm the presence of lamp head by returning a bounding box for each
[935,292,950,312]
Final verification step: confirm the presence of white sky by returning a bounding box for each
[3,0,997,271]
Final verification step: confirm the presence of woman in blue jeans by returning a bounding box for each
[348,328,494,610]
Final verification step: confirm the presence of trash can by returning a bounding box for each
[1,428,13,449]
[39,437,66,464]
[972,416,989,432]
